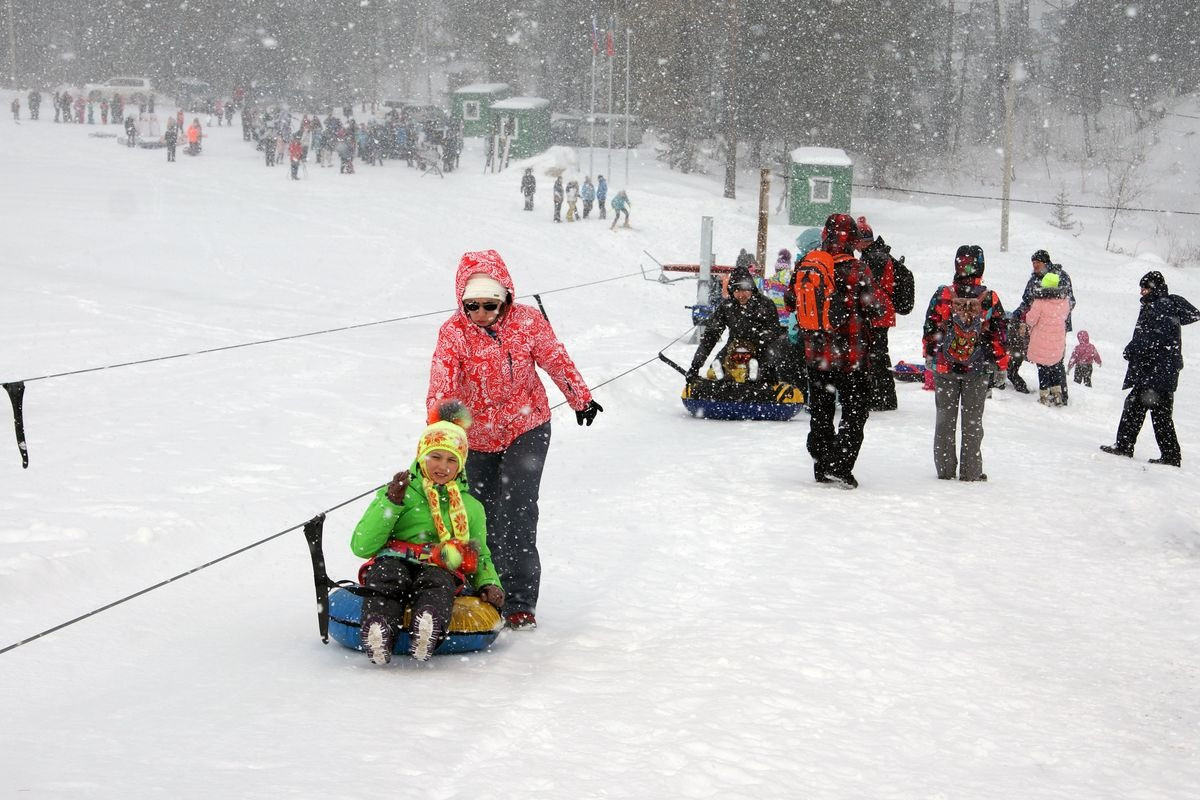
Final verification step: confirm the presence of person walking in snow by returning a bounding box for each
[9,96,17,122]
[1025,272,1071,406]
[1100,271,1200,467]
[855,216,910,412]
[350,404,504,664]
[426,250,602,631]
[123,115,137,147]
[609,190,630,229]
[288,133,304,180]
[565,179,579,221]
[1017,250,1075,403]
[27,90,40,120]
[163,120,178,162]
[1003,314,1031,393]
[1068,331,1102,387]
[802,214,883,489]
[581,176,596,219]
[596,174,608,219]
[922,244,1008,482]
[520,167,536,211]
[552,175,564,222]
[186,118,202,155]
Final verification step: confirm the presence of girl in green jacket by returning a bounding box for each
[352,403,504,663]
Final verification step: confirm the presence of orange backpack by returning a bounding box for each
[791,250,854,331]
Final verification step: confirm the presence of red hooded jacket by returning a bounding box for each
[1067,330,1102,369]
[427,250,593,453]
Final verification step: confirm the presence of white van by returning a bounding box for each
[84,77,155,103]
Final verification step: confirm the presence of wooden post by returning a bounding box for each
[756,169,770,271]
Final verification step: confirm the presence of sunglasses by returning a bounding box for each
[463,301,502,312]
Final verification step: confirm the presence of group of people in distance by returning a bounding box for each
[687,212,1198,489]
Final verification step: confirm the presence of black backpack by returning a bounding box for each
[892,256,915,316]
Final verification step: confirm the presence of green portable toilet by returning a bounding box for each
[489,97,551,159]
[788,147,853,227]
[452,83,510,138]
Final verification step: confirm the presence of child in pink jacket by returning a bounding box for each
[1025,272,1071,405]
[1067,330,1102,387]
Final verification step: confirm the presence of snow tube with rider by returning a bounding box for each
[660,348,805,421]
[327,588,503,656]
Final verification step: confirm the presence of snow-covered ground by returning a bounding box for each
[1,105,1198,799]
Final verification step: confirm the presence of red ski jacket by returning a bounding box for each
[427,250,593,453]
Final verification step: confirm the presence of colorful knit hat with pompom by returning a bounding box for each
[417,400,473,466]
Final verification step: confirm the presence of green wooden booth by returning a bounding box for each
[788,147,853,227]
[489,97,552,159]
[451,83,510,138]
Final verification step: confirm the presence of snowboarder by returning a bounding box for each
[609,189,630,229]
[596,174,608,219]
[552,175,563,222]
[520,168,536,211]
[922,244,1008,482]
[426,250,602,630]
[1068,331,1102,387]
[350,404,504,664]
[1100,271,1200,467]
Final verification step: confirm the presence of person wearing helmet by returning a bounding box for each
[803,214,883,489]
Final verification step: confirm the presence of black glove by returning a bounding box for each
[575,400,603,426]
[385,470,410,504]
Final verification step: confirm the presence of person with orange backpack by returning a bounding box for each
[796,214,882,489]
[921,245,1009,482]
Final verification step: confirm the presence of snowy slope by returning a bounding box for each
[1,108,1198,800]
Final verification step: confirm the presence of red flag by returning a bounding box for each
[605,28,615,57]
[590,16,599,55]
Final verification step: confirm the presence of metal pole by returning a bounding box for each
[756,169,770,271]
[1000,77,1014,252]
[606,23,614,180]
[6,0,17,88]
[589,47,596,178]
[624,27,631,188]
[698,217,714,308]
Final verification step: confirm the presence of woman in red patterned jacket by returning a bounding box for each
[427,250,602,630]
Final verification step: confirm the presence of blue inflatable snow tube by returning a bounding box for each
[328,587,503,657]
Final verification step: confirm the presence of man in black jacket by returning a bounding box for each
[687,266,782,382]
[1101,271,1200,466]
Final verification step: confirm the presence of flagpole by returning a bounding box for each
[589,48,597,179]
[606,22,614,180]
[624,27,632,188]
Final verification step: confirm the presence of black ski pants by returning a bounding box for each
[806,368,871,479]
[361,558,457,640]
[1115,387,1180,464]
[867,327,897,411]
[466,423,551,616]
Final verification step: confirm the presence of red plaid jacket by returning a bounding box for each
[802,254,882,372]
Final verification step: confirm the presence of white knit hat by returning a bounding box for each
[462,274,506,302]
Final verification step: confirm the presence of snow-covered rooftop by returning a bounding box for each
[789,146,853,166]
[491,97,550,111]
[452,82,510,95]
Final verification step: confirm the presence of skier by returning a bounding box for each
[596,174,608,219]
[1100,271,1200,467]
[609,190,630,230]
[350,404,504,664]
[552,175,563,222]
[520,167,536,211]
[426,250,602,630]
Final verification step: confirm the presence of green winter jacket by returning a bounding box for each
[350,462,501,591]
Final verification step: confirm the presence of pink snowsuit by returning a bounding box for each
[1067,330,1102,369]
[1025,296,1071,366]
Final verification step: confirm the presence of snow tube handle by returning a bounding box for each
[3,381,28,469]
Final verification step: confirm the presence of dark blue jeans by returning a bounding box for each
[466,423,551,615]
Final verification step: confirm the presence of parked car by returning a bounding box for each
[84,76,155,104]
